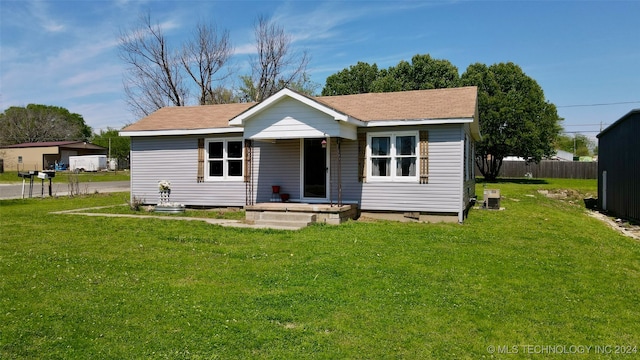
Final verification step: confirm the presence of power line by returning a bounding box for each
[563,123,609,127]
[558,101,640,108]
[562,130,601,133]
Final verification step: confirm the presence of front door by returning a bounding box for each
[302,138,328,199]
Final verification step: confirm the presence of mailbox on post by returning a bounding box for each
[18,170,55,198]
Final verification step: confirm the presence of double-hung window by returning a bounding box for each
[205,138,243,181]
[368,131,419,181]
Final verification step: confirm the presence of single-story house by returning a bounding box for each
[597,108,640,222]
[120,86,480,223]
[0,141,107,172]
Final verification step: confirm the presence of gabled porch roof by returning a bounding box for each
[229,88,364,127]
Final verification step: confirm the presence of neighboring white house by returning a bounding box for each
[503,149,574,162]
[553,150,574,161]
[120,87,480,223]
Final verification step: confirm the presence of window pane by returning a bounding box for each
[396,158,416,176]
[396,136,416,156]
[208,142,223,159]
[371,158,390,176]
[209,160,223,176]
[228,141,243,159]
[371,137,390,156]
[228,160,242,176]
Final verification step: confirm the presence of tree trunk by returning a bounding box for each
[475,155,503,181]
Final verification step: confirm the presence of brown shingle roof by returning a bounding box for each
[122,102,256,132]
[121,86,477,132]
[317,86,477,121]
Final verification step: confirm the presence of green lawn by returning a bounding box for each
[0,170,130,184]
[1,179,639,359]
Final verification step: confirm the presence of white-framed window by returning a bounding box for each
[367,131,419,182]
[205,138,243,181]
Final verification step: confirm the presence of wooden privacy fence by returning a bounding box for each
[477,160,598,179]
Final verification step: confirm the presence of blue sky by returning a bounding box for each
[1,0,639,138]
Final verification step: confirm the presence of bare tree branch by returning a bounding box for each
[118,13,187,118]
[181,22,234,105]
[247,15,310,102]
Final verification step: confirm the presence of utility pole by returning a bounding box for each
[108,137,113,172]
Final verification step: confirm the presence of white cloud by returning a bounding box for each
[233,43,256,56]
[30,0,66,33]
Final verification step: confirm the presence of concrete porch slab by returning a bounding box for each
[245,203,359,225]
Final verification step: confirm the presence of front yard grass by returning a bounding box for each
[1,179,639,359]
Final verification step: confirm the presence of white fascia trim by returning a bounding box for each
[363,117,473,127]
[229,88,350,126]
[119,127,244,137]
[342,116,366,127]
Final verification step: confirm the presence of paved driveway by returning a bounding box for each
[0,181,130,200]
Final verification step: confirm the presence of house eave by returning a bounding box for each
[120,127,243,137]
[364,117,473,127]
[365,117,481,140]
[343,116,366,127]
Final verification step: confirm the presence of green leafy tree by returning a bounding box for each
[238,75,259,103]
[371,54,460,92]
[322,54,459,96]
[286,72,320,97]
[461,62,563,180]
[322,62,380,96]
[208,86,241,104]
[556,134,594,157]
[90,128,131,163]
[0,104,91,146]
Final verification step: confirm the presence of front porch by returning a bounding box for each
[245,202,359,228]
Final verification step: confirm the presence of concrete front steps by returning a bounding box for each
[251,211,317,230]
[245,203,359,230]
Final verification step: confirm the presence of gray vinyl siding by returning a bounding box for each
[251,139,301,202]
[129,124,468,215]
[130,135,245,207]
[329,138,361,204]
[358,125,464,214]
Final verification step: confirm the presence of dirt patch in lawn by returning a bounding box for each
[587,211,640,241]
[538,189,640,241]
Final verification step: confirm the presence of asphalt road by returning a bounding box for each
[0,181,130,200]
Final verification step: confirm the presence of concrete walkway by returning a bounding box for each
[51,205,306,231]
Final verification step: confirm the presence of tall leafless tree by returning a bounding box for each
[181,22,234,105]
[118,14,187,118]
[247,15,310,102]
